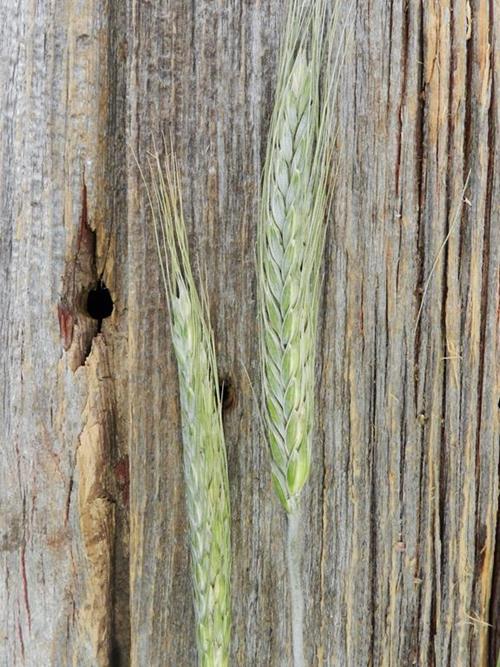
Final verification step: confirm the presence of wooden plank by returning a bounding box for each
[1,0,497,665]
[0,0,124,664]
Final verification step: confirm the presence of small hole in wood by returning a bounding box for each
[86,280,114,320]
[219,375,236,412]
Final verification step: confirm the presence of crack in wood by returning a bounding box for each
[75,336,116,666]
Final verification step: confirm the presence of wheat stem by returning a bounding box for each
[287,511,305,667]
[140,145,231,667]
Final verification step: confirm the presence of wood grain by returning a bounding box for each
[1,0,498,665]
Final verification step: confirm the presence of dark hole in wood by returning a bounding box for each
[219,375,236,412]
[86,281,113,320]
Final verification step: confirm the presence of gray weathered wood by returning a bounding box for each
[1,0,498,665]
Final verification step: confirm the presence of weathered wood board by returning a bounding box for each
[0,0,498,665]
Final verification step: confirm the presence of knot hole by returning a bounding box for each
[219,375,236,412]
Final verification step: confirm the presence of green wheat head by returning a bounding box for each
[142,148,231,666]
[258,0,347,513]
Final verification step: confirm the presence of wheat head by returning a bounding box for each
[258,0,347,514]
[141,147,231,667]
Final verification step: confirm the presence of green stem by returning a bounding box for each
[287,510,305,667]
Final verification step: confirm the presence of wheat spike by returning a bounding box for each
[258,0,345,514]
[141,147,231,667]
[259,47,317,514]
[258,2,349,661]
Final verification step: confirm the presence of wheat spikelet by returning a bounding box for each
[140,147,231,667]
[258,0,346,515]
